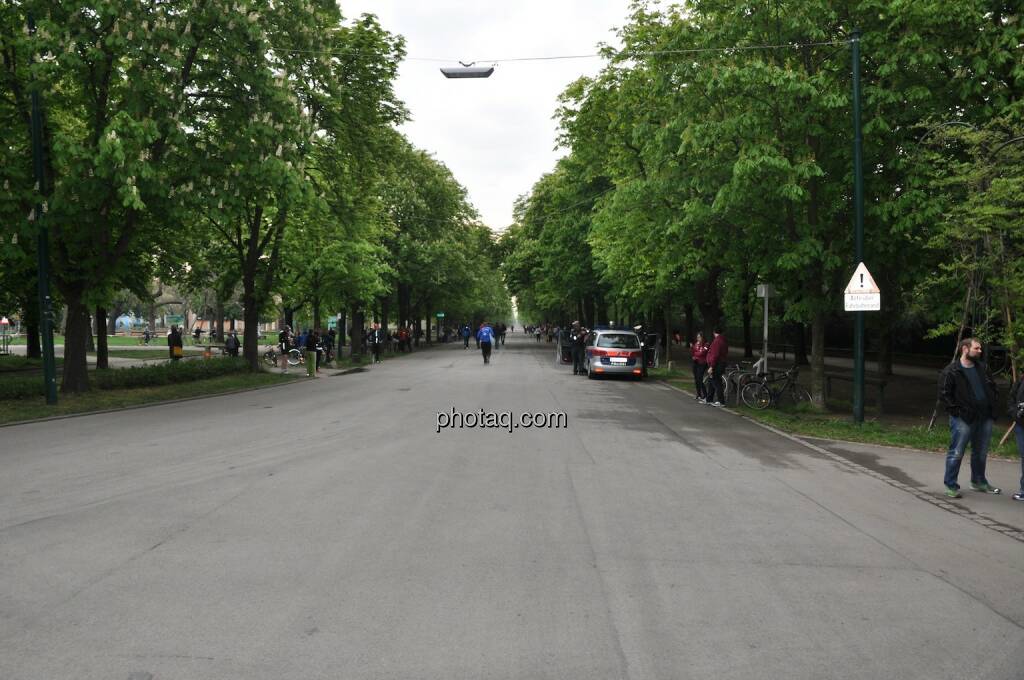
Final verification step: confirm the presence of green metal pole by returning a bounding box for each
[851,29,865,424]
[28,12,58,405]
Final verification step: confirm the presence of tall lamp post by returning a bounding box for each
[28,12,58,404]
[851,29,866,424]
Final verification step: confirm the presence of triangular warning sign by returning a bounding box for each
[844,262,879,294]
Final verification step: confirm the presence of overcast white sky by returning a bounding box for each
[340,2,630,231]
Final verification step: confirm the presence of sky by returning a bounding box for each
[339,2,631,232]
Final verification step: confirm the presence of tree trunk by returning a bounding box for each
[663,302,673,362]
[60,290,91,393]
[695,268,723,337]
[594,292,608,326]
[214,300,225,343]
[810,311,826,410]
[242,273,260,370]
[398,284,411,328]
[741,303,753,358]
[95,306,109,370]
[684,303,694,346]
[790,321,810,366]
[21,295,41,359]
[380,297,389,334]
[350,310,365,357]
[312,295,321,332]
[876,319,894,377]
[85,309,95,353]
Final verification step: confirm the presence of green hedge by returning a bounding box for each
[0,357,252,400]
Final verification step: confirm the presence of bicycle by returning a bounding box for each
[704,361,756,404]
[262,346,303,367]
[740,366,811,409]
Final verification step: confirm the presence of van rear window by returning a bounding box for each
[596,334,640,349]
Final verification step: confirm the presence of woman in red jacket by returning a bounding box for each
[691,333,710,403]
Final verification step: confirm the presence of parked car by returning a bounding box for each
[584,329,643,380]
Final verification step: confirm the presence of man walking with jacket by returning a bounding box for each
[368,323,386,364]
[938,337,1001,498]
[705,327,728,407]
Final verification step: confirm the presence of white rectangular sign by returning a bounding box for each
[845,293,880,311]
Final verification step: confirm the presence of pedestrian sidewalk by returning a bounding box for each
[800,436,1023,533]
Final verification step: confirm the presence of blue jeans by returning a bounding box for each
[1014,423,1024,494]
[943,416,993,489]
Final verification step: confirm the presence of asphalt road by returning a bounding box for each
[2,334,1022,680]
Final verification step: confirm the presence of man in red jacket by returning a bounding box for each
[705,326,729,406]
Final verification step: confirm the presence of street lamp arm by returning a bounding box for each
[990,135,1024,160]
[917,120,977,145]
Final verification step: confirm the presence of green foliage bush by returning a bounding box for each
[0,376,41,401]
[92,357,250,389]
[0,358,251,400]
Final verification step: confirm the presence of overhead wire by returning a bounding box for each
[268,40,851,64]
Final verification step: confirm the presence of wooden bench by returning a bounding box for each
[824,371,888,414]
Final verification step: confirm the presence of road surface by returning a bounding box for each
[2,334,1022,679]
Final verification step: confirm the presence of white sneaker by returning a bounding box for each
[697,398,706,404]
[712,401,723,407]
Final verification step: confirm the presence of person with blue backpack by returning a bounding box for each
[477,322,495,364]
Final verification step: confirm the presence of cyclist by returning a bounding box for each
[477,322,495,365]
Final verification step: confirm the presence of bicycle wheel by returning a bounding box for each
[262,350,277,367]
[741,382,771,410]
[288,348,302,366]
[988,349,1008,375]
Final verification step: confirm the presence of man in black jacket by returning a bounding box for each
[570,322,587,375]
[368,323,386,364]
[938,337,1001,498]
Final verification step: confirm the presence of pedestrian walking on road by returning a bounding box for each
[1006,372,1024,501]
[938,337,1001,498]
[168,325,184,361]
[705,326,728,407]
[305,328,318,377]
[570,321,587,376]
[478,322,495,364]
[691,332,710,403]
[278,325,292,373]
[369,323,385,364]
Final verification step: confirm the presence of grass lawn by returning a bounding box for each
[0,356,64,372]
[97,349,202,360]
[0,372,299,426]
[650,365,1020,460]
[7,334,273,347]
[6,334,151,346]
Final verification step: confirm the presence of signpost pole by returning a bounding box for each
[28,12,57,405]
[851,29,865,424]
